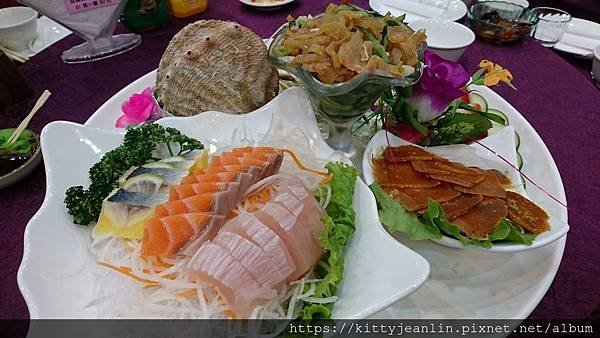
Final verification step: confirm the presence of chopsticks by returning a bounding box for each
[0,44,29,63]
[7,90,51,144]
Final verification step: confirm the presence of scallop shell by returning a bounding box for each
[155,20,279,116]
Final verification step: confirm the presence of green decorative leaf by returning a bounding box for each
[433,113,492,145]
[370,184,442,240]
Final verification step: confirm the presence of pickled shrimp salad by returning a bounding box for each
[66,125,358,319]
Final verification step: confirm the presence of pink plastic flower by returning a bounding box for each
[115,87,159,128]
[408,50,470,122]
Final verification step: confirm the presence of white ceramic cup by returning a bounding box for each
[0,7,38,51]
[410,19,475,61]
[593,45,600,89]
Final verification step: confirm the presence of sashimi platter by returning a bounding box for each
[19,3,569,320]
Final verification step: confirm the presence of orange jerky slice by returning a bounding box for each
[401,182,461,210]
[487,169,511,186]
[383,145,439,162]
[452,197,508,239]
[373,159,440,189]
[440,194,484,220]
[454,170,506,198]
[412,159,483,176]
[382,187,423,211]
[505,191,550,234]
[426,171,485,187]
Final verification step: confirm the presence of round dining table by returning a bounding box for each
[1,0,599,321]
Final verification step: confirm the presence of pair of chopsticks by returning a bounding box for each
[0,44,29,63]
[6,90,51,144]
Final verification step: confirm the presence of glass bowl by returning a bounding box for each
[268,20,426,163]
[468,1,538,43]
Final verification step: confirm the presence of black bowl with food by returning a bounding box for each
[468,1,538,43]
[0,128,42,189]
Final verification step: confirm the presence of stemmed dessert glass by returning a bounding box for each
[268,25,426,165]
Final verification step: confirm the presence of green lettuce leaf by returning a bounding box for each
[301,162,358,319]
[369,186,538,248]
[370,183,441,240]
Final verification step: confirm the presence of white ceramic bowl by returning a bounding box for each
[410,19,475,61]
[0,6,38,51]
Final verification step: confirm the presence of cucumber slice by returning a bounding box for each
[468,92,488,112]
[516,151,523,169]
[486,108,508,125]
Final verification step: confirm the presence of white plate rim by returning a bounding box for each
[369,0,468,23]
[238,0,295,8]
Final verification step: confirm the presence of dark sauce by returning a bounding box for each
[0,140,37,176]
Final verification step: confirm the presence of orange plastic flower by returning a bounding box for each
[479,60,514,87]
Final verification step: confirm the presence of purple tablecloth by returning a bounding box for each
[1,0,599,320]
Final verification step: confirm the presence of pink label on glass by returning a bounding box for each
[64,0,118,14]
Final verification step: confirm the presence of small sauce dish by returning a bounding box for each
[0,129,42,189]
[410,19,475,61]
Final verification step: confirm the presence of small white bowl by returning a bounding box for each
[410,19,475,61]
[0,6,38,51]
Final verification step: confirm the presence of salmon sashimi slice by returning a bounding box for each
[426,172,485,188]
[412,160,483,176]
[440,194,484,220]
[181,172,238,184]
[219,212,297,279]
[155,191,232,217]
[452,197,508,239]
[141,213,225,257]
[254,202,323,280]
[169,182,240,201]
[373,159,441,189]
[213,231,294,289]
[186,242,275,318]
[454,170,506,198]
[383,145,440,162]
[399,182,461,211]
[505,191,550,233]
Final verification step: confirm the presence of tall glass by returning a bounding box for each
[268,25,426,164]
[19,0,141,63]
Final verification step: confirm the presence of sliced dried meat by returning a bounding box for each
[426,171,485,188]
[454,170,507,198]
[373,159,440,189]
[383,145,439,162]
[487,169,512,187]
[401,182,461,210]
[452,197,508,239]
[382,186,423,212]
[440,194,484,220]
[412,160,483,176]
[505,191,550,234]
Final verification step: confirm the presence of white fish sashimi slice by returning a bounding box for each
[213,232,293,289]
[221,212,298,278]
[254,202,323,281]
[273,191,323,240]
[186,243,274,317]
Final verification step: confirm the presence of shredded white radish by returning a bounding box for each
[301,296,338,304]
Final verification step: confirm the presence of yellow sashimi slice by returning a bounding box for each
[95,205,154,240]
[189,149,209,174]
